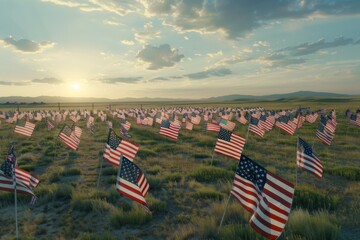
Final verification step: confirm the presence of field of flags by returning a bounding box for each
[0,104,359,239]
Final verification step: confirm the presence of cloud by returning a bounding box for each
[31,77,63,84]
[184,68,232,80]
[207,51,223,58]
[121,40,135,46]
[136,44,184,70]
[259,53,306,68]
[1,36,55,53]
[281,37,357,56]
[0,81,12,86]
[140,0,360,39]
[87,0,141,16]
[95,77,143,84]
[253,41,271,47]
[149,77,169,82]
[0,81,31,86]
[103,20,120,26]
[41,0,85,8]
[134,30,161,43]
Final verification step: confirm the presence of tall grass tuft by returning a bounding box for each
[187,166,233,183]
[285,209,342,240]
[110,204,152,227]
[293,184,340,211]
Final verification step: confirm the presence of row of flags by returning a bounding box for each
[0,106,356,239]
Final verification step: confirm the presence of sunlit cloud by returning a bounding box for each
[136,44,184,70]
[95,76,143,84]
[32,77,63,84]
[1,36,55,54]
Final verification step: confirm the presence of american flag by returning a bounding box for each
[87,116,94,128]
[305,112,318,123]
[0,144,35,196]
[120,118,131,131]
[103,129,139,166]
[120,124,132,138]
[275,116,296,135]
[206,122,220,132]
[297,137,323,179]
[47,118,55,131]
[185,121,193,131]
[116,156,149,211]
[58,125,80,150]
[70,114,78,122]
[349,113,360,127]
[72,125,82,138]
[160,120,180,141]
[14,119,36,137]
[219,118,236,131]
[316,122,333,145]
[214,128,246,160]
[15,167,40,189]
[249,117,265,138]
[191,115,201,125]
[231,155,294,240]
[258,114,273,131]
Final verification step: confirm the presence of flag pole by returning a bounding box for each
[97,128,112,187]
[218,192,232,233]
[14,171,19,240]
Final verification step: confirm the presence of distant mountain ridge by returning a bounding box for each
[0,91,352,103]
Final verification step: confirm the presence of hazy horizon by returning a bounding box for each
[1,1,360,99]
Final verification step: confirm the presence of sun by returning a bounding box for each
[72,82,81,90]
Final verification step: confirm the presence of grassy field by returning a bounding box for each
[0,97,359,240]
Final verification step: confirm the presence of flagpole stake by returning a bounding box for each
[14,176,19,240]
[210,151,215,166]
[218,193,231,233]
[97,155,104,188]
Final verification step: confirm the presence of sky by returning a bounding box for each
[1,0,360,99]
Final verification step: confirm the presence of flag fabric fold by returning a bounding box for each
[58,125,80,150]
[231,155,294,240]
[116,156,149,211]
[296,137,323,179]
[103,128,139,166]
[14,119,36,137]
[214,128,246,160]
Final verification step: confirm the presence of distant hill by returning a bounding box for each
[0,91,352,103]
[210,91,349,101]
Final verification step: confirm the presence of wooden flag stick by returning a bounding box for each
[218,193,232,232]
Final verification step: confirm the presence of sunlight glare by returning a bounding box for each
[72,82,81,90]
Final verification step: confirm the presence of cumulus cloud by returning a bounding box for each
[1,36,55,53]
[140,0,360,39]
[136,44,184,70]
[280,37,357,56]
[31,77,63,84]
[184,68,232,80]
[95,77,143,84]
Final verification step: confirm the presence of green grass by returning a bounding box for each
[0,98,359,239]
